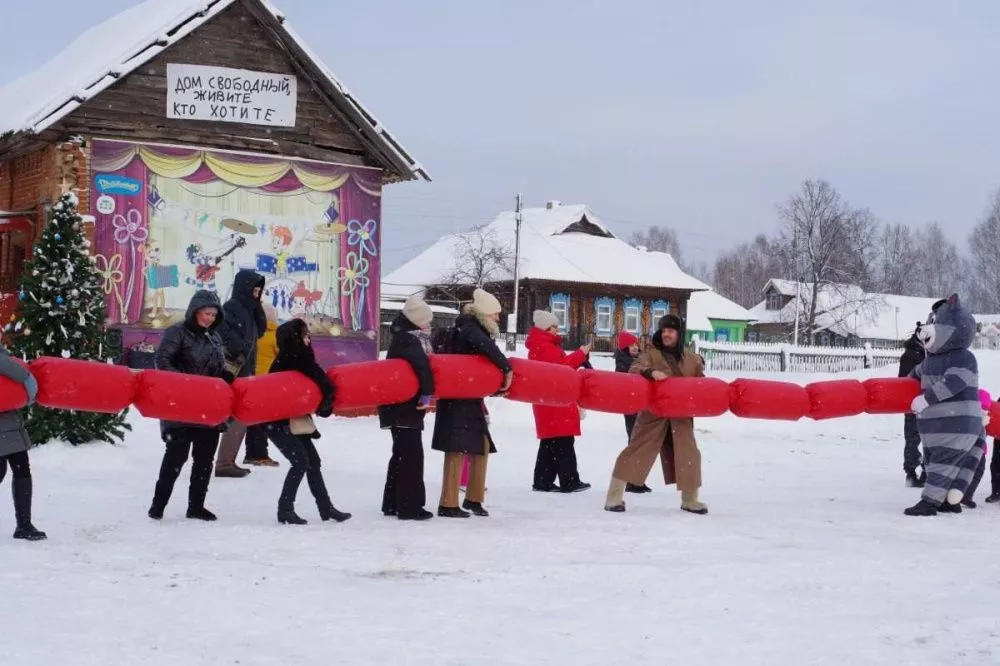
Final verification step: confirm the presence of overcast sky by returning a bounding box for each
[3,0,1000,272]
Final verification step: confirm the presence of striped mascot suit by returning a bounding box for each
[906,293,985,516]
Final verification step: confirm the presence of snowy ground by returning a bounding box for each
[3,355,1000,665]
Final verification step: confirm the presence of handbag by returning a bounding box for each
[289,415,317,435]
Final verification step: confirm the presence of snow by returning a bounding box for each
[686,290,754,332]
[750,280,940,342]
[5,354,1000,664]
[384,202,710,292]
[379,299,458,315]
[0,0,426,180]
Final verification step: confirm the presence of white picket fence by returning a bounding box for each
[692,339,902,374]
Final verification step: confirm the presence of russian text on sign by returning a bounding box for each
[165,63,297,127]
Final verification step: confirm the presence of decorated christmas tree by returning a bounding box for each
[5,192,131,445]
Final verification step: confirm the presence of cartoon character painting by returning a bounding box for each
[289,281,322,319]
[143,239,178,323]
[271,225,294,277]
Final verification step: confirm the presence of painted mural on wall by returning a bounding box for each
[89,139,381,339]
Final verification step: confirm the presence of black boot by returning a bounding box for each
[12,477,46,540]
[319,505,352,523]
[462,499,489,517]
[938,501,962,514]
[985,491,1000,504]
[398,508,434,521]
[186,507,217,521]
[626,483,652,494]
[438,505,470,518]
[904,499,939,516]
[278,508,308,525]
[961,499,978,509]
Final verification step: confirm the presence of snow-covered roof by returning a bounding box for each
[379,300,458,316]
[749,280,938,341]
[0,0,427,181]
[384,202,710,292]
[686,290,755,332]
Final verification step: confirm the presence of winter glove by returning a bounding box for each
[23,375,38,406]
[910,394,929,414]
[416,395,433,410]
[316,407,334,419]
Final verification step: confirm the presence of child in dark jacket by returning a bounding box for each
[379,297,436,521]
[615,331,649,494]
[264,319,350,525]
[0,344,45,540]
[898,325,926,486]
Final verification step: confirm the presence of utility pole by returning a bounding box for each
[507,193,523,351]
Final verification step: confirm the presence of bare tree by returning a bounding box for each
[712,234,787,308]
[437,225,514,290]
[629,225,685,268]
[967,190,1000,312]
[876,223,920,295]
[776,179,881,342]
[910,222,966,299]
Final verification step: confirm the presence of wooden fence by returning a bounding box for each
[692,339,903,374]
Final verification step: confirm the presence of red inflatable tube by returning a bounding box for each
[650,377,731,418]
[430,355,504,399]
[329,359,418,411]
[133,370,233,426]
[863,378,921,414]
[231,372,322,425]
[0,357,30,412]
[729,378,810,421]
[30,357,137,414]
[806,380,869,420]
[577,369,649,415]
[504,357,581,406]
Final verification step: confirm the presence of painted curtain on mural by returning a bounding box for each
[89,139,382,339]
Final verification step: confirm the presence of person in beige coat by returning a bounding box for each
[604,314,708,515]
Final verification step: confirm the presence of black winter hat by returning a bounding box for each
[658,314,683,331]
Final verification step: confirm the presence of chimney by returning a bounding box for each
[546,200,561,210]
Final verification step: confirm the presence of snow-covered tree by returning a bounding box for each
[5,192,131,445]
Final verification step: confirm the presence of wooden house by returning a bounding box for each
[383,201,709,351]
[0,0,427,366]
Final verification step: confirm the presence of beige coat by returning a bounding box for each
[611,346,705,491]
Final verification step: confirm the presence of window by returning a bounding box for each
[747,330,758,343]
[549,293,570,332]
[594,297,614,334]
[819,331,830,346]
[623,298,641,333]
[714,327,729,342]
[650,299,669,333]
[766,292,783,311]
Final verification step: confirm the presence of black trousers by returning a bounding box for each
[624,414,637,440]
[0,450,30,484]
[903,413,923,474]
[268,426,334,513]
[152,428,220,511]
[244,425,271,460]
[381,427,427,517]
[991,438,1000,495]
[533,436,581,489]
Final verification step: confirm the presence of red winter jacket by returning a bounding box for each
[525,327,588,439]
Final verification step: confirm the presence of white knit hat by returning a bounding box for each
[533,310,559,330]
[472,288,502,316]
[402,296,433,329]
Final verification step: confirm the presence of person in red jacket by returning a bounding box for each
[526,310,592,493]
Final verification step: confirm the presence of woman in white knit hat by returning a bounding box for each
[525,309,592,493]
[431,288,513,518]
[378,296,436,521]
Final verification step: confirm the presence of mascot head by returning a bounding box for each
[917,293,975,355]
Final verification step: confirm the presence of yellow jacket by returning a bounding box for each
[255,321,279,375]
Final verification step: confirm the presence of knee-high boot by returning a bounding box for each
[12,476,46,540]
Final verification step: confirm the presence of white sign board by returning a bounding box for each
[166,63,297,127]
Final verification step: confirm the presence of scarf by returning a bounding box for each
[409,329,433,356]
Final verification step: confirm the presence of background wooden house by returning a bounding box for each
[0,0,427,366]
[383,200,709,351]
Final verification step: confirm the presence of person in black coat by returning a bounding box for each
[379,297,436,521]
[216,269,267,478]
[263,318,351,525]
[615,331,650,494]
[149,290,234,522]
[898,323,927,486]
[0,344,45,540]
[431,288,512,518]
